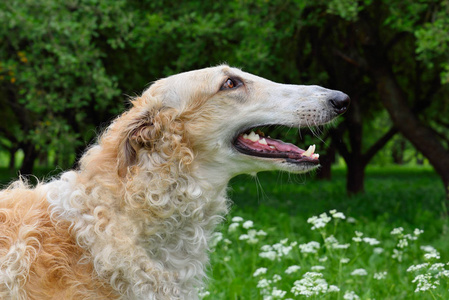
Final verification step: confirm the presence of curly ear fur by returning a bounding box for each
[117,97,194,178]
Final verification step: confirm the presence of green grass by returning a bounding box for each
[1,165,447,299]
[206,166,449,299]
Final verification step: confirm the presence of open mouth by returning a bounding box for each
[232,126,320,165]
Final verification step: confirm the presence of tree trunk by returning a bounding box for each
[316,142,336,180]
[19,143,38,175]
[358,19,449,199]
[346,158,366,194]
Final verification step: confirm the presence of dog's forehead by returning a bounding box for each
[142,65,247,109]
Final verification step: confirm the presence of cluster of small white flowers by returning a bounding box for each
[329,209,346,219]
[285,265,301,274]
[311,265,326,271]
[373,271,387,280]
[343,290,360,300]
[239,229,266,244]
[325,235,350,249]
[254,267,268,277]
[373,247,384,254]
[209,232,223,248]
[412,273,440,292]
[290,272,339,297]
[257,275,288,300]
[390,227,404,235]
[407,263,429,272]
[299,241,320,254]
[352,231,363,243]
[243,220,254,229]
[392,249,403,262]
[363,237,380,246]
[340,258,350,264]
[198,287,210,299]
[350,268,368,276]
[260,239,296,261]
[422,246,441,260]
[307,213,332,230]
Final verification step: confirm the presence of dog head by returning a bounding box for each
[117,65,349,182]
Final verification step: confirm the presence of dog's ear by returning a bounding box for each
[117,102,193,177]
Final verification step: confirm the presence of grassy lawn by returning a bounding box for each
[207,166,448,299]
[1,166,447,299]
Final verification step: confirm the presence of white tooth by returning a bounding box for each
[303,145,314,157]
[248,131,260,142]
[312,153,320,159]
[243,133,249,139]
[258,138,268,145]
[269,146,276,149]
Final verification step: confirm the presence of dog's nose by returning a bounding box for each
[329,92,350,114]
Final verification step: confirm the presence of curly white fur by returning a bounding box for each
[0,65,348,299]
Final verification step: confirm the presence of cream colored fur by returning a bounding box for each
[0,65,345,299]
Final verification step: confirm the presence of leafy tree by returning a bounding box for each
[0,0,133,173]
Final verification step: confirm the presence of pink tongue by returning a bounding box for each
[236,135,305,154]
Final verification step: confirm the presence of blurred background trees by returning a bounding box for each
[1,0,448,197]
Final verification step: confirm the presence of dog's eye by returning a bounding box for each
[221,78,240,90]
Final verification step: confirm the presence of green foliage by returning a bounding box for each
[0,0,133,164]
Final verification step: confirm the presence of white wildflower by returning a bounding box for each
[232,216,244,222]
[307,213,331,230]
[404,233,418,241]
[391,227,404,235]
[224,239,232,244]
[397,238,408,248]
[330,210,346,219]
[325,236,349,249]
[257,278,272,289]
[414,228,424,236]
[243,220,254,229]
[299,241,321,254]
[340,258,350,264]
[259,250,277,261]
[346,217,356,223]
[363,237,380,246]
[352,231,363,243]
[333,243,350,249]
[343,290,360,300]
[407,263,429,272]
[351,268,368,276]
[436,270,449,278]
[424,252,441,260]
[328,285,340,292]
[421,245,437,253]
[430,263,446,271]
[257,230,268,236]
[291,272,329,297]
[254,268,268,277]
[373,247,384,254]
[239,234,249,240]
[261,245,272,252]
[311,265,325,271]
[272,274,282,282]
[373,271,387,280]
[392,249,403,262]
[228,223,240,233]
[224,256,231,262]
[209,232,223,248]
[421,245,440,260]
[412,273,439,292]
[285,265,301,274]
[319,256,328,262]
[271,287,287,299]
[198,289,210,299]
